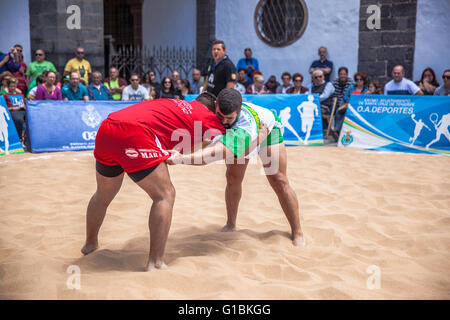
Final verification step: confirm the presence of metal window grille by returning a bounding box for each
[254,0,308,47]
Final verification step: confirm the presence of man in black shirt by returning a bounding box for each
[203,40,236,96]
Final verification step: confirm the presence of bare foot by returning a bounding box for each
[292,234,306,247]
[220,224,236,232]
[145,259,168,272]
[81,242,98,255]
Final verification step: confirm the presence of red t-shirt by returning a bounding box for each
[107,98,225,151]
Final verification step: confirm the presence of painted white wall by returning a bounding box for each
[215,0,360,83]
[413,0,450,82]
[0,0,31,64]
[142,0,196,49]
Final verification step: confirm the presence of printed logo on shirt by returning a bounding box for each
[125,148,139,159]
[172,99,193,114]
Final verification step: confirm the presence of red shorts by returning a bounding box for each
[94,118,171,173]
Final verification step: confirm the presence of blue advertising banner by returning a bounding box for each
[26,101,135,153]
[185,94,324,145]
[0,96,24,156]
[338,95,450,155]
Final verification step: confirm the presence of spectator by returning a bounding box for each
[61,72,89,101]
[190,68,204,94]
[0,47,21,75]
[27,75,45,100]
[265,75,279,94]
[236,48,260,80]
[0,72,14,94]
[343,72,369,103]
[434,69,450,96]
[276,72,292,93]
[158,76,181,99]
[332,67,353,106]
[35,71,62,100]
[384,65,423,95]
[416,67,439,95]
[143,70,160,97]
[237,68,251,89]
[203,40,236,96]
[147,70,162,97]
[103,67,127,101]
[148,86,156,100]
[367,80,383,95]
[121,74,149,101]
[233,72,246,95]
[177,78,191,98]
[286,73,308,94]
[3,78,26,141]
[63,47,92,86]
[307,70,335,129]
[246,74,269,94]
[309,46,333,82]
[172,70,181,89]
[11,45,27,93]
[88,71,112,101]
[27,70,49,95]
[26,49,56,84]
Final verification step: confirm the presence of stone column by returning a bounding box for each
[196,0,216,75]
[358,0,418,85]
[29,0,104,78]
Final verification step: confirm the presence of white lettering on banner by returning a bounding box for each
[356,98,415,115]
[82,131,97,141]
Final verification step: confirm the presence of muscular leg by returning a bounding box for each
[82,171,125,255]
[222,161,249,232]
[260,143,305,246]
[135,162,176,271]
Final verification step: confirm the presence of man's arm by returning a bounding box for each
[202,76,209,93]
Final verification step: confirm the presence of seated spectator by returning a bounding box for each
[384,65,423,95]
[172,70,181,89]
[237,68,251,89]
[286,73,308,94]
[26,49,56,84]
[27,70,49,95]
[332,67,353,106]
[27,75,45,100]
[190,68,204,94]
[158,76,181,99]
[143,70,161,97]
[3,78,26,141]
[176,78,191,99]
[149,86,156,100]
[233,72,246,95]
[367,80,383,94]
[61,72,89,101]
[122,74,150,101]
[236,48,260,80]
[103,67,127,100]
[0,71,14,94]
[342,72,369,104]
[35,71,62,100]
[246,74,269,94]
[148,70,162,97]
[265,75,279,94]
[12,44,27,93]
[0,47,21,75]
[307,70,335,129]
[88,71,112,100]
[416,67,439,95]
[276,72,292,93]
[309,46,333,82]
[434,69,450,96]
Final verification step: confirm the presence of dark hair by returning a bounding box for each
[420,67,437,84]
[238,68,246,73]
[217,88,242,115]
[36,75,45,85]
[338,67,349,75]
[161,76,175,92]
[281,72,291,79]
[354,72,369,85]
[196,92,217,112]
[212,40,226,51]
[368,80,383,94]
[292,72,303,82]
[129,73,140,80]
[244,48,252,53]
[14,44,23,49]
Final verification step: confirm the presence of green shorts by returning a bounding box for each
[261,127,284,147]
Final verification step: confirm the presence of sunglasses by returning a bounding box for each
[131,79,139,82]
[314,76,323,79]
[355,78,363,81]
[443,76,450,80]
[76,52,84,55]
[36,53,44,56]
[294,79,302,82]
[164,81,171,84]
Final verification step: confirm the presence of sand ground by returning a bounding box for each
[0,146,449,299]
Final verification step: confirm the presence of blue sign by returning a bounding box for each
[26,101,135,153]
[185,94,324,145]
[338,95,450,155]
[0,96,24,155]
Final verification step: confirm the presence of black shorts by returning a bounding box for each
[96,161,159,183]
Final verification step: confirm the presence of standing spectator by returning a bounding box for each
[332,67,353,106]
[416,67,439,95]
[3,78,26,141]
[11,45,27,93]
[121,74,149,101]
[177,78,191,98]
[245,74,269,94]
[103,67,127,101]
[26,49,56,84]
[434,69,450,96]
[172,70,181,89]
[307,70,335,129]
[236,48,259,80]
[276,72,292,93]
[265,75,279,94]
[367,80,383,95]
[237,68,251,89]
[35,71,62,100]
[286,73,308,94]
[61,72,89,101]
[158,76,180,99]
[190,68,204,94]
[384,65,423,95]
[63,47,92,86]
[0,47,21,74]
[203,40,236,97]
[309,46,333,82]
[88,71,112,101]
[27,75,45,100]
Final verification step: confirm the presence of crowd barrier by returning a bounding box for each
[338,95,450,155]
[0,96,24,156]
